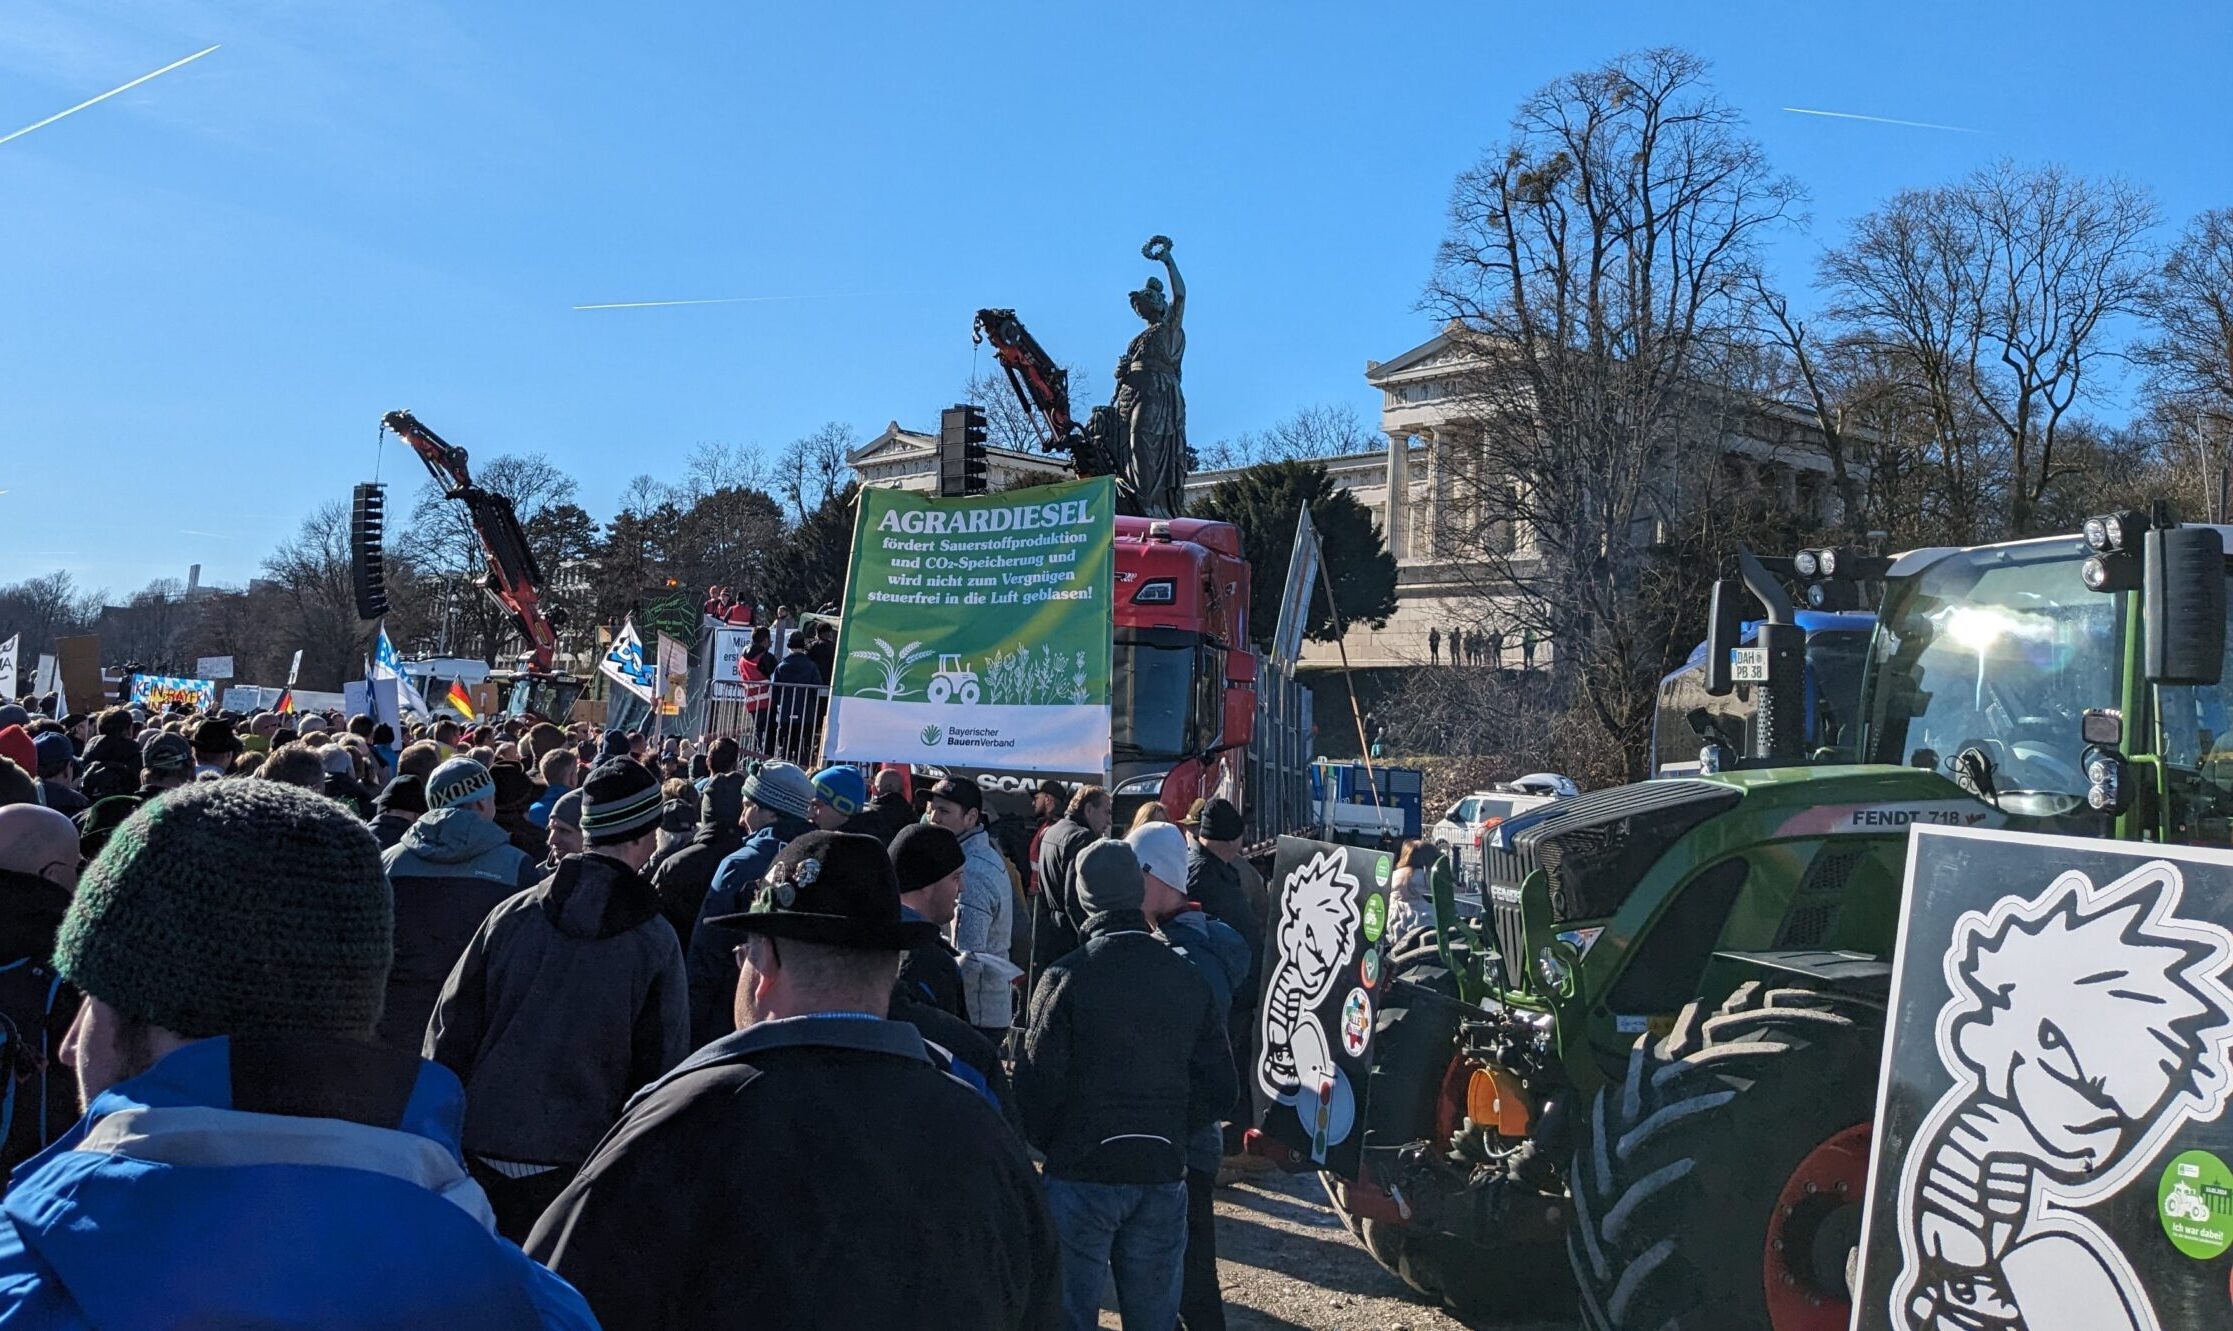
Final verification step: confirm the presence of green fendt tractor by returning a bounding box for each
[1307,512,2233,1330]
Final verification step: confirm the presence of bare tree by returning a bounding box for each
[966,363,1097,458]
[0,572,102,660]
[1197,403,1382,471]
[771,421,857,523]
[262,501,366,690]
[1422,47,1805,779]
[403,452,583,661]
[1820,162,2156,536]
[2137,208,2233,517]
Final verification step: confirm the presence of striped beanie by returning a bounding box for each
[55,780,392,1039]
[426,757,495,811]
[582,758,663,845]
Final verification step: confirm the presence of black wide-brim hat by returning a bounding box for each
[706,830,939,951]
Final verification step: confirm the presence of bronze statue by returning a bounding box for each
[1113,235,1187,517]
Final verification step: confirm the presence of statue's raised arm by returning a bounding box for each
[1143,234,1184,326]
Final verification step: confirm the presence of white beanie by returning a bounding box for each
[1125,822,1189,891]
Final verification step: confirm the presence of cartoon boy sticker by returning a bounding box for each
[1894,862,2233,1331]
[1260,849,1363,1102]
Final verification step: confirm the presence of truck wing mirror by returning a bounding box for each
[1704,579,1743,697]
[2145,526,2227,685]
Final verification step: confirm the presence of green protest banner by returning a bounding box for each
[826,476,1114,775]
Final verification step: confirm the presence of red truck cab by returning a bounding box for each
[1110,515,1258,825]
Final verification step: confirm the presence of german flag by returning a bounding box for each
[446,679,476,721]
[273,688,293,714]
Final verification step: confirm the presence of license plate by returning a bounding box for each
[1730,648,1769,683]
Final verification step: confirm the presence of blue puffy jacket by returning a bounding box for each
[1160,906,1252,1173]
[0,1037,596,1328]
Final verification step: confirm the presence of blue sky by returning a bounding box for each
[2,1,2229,593]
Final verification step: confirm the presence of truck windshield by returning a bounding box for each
[1861,539,2119,820]
[1114,628,1199,760]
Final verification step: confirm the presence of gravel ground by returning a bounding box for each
[1094,1167,1578,1331]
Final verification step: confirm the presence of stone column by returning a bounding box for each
[1423,430,1443,561]
[1384,431,1409,564]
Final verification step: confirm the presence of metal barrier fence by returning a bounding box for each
[688,680,833,767]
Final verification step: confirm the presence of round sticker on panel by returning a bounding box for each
[1340,987,1372,1057]
[2159,1149,2233,1259]
[1361,894,1387,943]
[1360,948,1383,989]
[1373,854,1392,888]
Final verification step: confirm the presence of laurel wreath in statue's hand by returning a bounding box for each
[1142,235,1173,262]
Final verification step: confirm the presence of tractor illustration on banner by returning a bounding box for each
[926,654,981,705]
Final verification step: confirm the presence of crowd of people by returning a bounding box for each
[0,690,1280,1329]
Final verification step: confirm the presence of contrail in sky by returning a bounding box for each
[573,294,845,311]
[1782,106,1979,134]
[0,44,222,148]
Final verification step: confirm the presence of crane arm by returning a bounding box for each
[973,308,1083,452]
[381,410,561,673]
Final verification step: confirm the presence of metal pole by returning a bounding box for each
[1308,525,1384,824]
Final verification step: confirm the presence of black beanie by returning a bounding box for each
[374,773,428,819]
[582,758,663,845]
[889,823,966,895]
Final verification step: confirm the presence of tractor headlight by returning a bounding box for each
[1817,548,1838,578]
[1793,549,1821,579]
[2083,744,2130,814]
[1536,947,1573,994]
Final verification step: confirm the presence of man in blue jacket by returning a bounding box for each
[0,779,593,1329]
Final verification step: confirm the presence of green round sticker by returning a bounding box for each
[2158,1149,2233,1259]
[1361,894,1387,943]
[1373,854,1392,888]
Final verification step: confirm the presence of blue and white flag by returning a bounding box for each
[371,626,432,722]
[600,616,658,703]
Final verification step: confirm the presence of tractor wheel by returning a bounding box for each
[1318,953,1567,1316]
[959,679,981,705]
[926,677,951,704]
[1569,983,1882,1331]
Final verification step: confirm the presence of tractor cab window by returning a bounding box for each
[1862,540,2120,823]
[2155,571,2233,846]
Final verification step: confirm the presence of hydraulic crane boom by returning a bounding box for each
[972,308,1114,478]
[381,410,562,673]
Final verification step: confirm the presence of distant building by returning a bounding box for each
[846,422,1072,494]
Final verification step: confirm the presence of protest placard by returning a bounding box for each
[1852,826,2233,1330]
[130,675,217,710]
[1250,834,1397,1176]
[824,477,1113,775]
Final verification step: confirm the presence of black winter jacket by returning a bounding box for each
[647,822,745,950]
[528,1015,1058,1331]
[1187,847,1262,1002]
[895,910,966,1020]
[379,809,538,1053]
[1028,815,1097,975]
[0,868,78,1173]
[425,852,690,1167]
[1016,909,1236,1185]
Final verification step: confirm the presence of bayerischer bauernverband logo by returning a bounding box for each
[919,724,942,746]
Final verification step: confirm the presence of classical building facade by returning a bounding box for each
[850,329,1852,671]
[846,422,1073,494]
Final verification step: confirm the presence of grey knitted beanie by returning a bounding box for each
[55,780,393,1040]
